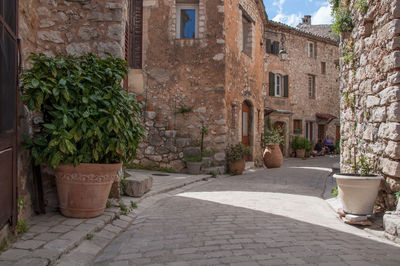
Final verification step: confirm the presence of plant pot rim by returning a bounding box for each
[333,173,382,180]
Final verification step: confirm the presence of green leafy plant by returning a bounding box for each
[130,201,138,209]
[331,7,353,35]
[335,140,340,154]
[16,220,27,234]
[106,202,111,208]
[347,154,374,176]
[183,154,202,163]
[86,234,94,240]
[395,191,400,201]
[21,53,145,169]
[356,0,368,14]
[262,127,285,148]
[124,163,177,173]
[210,171,217,178]
[331,187,339,197]
[226,143,250,163]
[291,136,311,151]
[120,203,129,215]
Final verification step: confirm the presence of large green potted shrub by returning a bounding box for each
[262,127,284,168]
[291,136,310,158]
[226,143,250,175]
[21,53,145,218]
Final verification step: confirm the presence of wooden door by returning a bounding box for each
[336,126,340,142]
[242,102,250,147]
[0,0,18,228]
[318,124,325,141]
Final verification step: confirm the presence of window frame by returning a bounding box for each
[241,14,253,57]
[293,119,302,135]
[275,73,282,97]
[306,121,314,141]
[176,4,199,39]
[308,42,314,58]
[308,74,316,99]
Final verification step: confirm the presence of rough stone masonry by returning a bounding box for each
[339,1,400,215]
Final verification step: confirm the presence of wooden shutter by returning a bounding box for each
[283,75,289,98]
[129,0,143,69]
[269,72,275,96]
[266,39,271,53]
[272,41,279,54]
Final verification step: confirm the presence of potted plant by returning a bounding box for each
[262,127,284,168]
[183,155,203,175]
[333,154,382,215]
[21,53,145,218]
[291,136,310,158]
[226,143,250,175]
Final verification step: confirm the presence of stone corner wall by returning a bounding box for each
[340,0,400,211]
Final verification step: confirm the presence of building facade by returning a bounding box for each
[264,19,340,156]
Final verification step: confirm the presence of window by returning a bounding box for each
[321,62,326,74]
[176,2,199,39]
[275,74,282,97]
[266,39,280,55]
[128,0,143,69]
[306,121,314,141]
[308,74,316,98]
[293,120,302,134]
[269,72,289,97]
[242,15,252,56]
[308,42,317,58]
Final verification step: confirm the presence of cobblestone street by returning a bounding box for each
[93,157,400,266]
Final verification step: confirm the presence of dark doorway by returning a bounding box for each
[241,101,250,148]
[318,124,326,142]
[0,0,18,228]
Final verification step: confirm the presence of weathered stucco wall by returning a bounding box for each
[340,0,400,212]
[264,23,340,156]
[224,0,266,165]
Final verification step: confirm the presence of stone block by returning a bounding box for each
[383,214,400,236]
[381,158,400,177]
[380,86,400,105]
[176,138,191,148]
[388,102,400,122]
[165,130,177,138]
[66,43,91,56]
[384,141,400,159]
[366,96,380,108]
[149,134,163,146]
[122,174,152,197]
[13,240,46,250]
[107,24,124,41]
[96,41,122,58]
[77,27,98,41]
[37,30,64,43]
[183,147,201,158]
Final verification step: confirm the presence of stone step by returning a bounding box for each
[245,161,255,170]
[202,166,225,175]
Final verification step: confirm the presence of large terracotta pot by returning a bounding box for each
[333,173,382,215]
[263,144,283,168]
[55,163,122,218]
[229,159,245,175]
[296,149,305,158]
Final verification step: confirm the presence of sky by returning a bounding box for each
[263,0,333,27]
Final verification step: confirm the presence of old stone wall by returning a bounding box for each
[130,0,228,170]
[16,0,129,221]
[224,0,267,165]
[264,22,340,156]
[340,0,400,211]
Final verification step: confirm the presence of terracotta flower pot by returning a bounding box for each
[263,143,283,168]
[54,163,122,218]
[296,149,305,158]
[229,159,245,175]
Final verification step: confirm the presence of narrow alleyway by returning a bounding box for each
[93,157,400,266]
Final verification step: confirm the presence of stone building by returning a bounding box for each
[129,0,268,170]
[0,0,269,243]
[263,18,340,156]
[338,0,400,239]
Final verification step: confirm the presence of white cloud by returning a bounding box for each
[312,2,333,24]
[272,13,303,27]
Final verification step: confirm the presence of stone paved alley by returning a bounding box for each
[93,157,400,266]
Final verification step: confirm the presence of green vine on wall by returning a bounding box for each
[330,0,354,35]
[356,0,368,14]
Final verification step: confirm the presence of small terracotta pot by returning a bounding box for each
[229,159,245,175]
[263,144,283,168]
[54,163,122,218]
[296,149,305,158]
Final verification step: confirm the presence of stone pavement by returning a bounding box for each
[0,170,210,266]
[93,157,400,266]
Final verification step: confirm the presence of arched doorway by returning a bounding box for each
[274,121,285,154]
